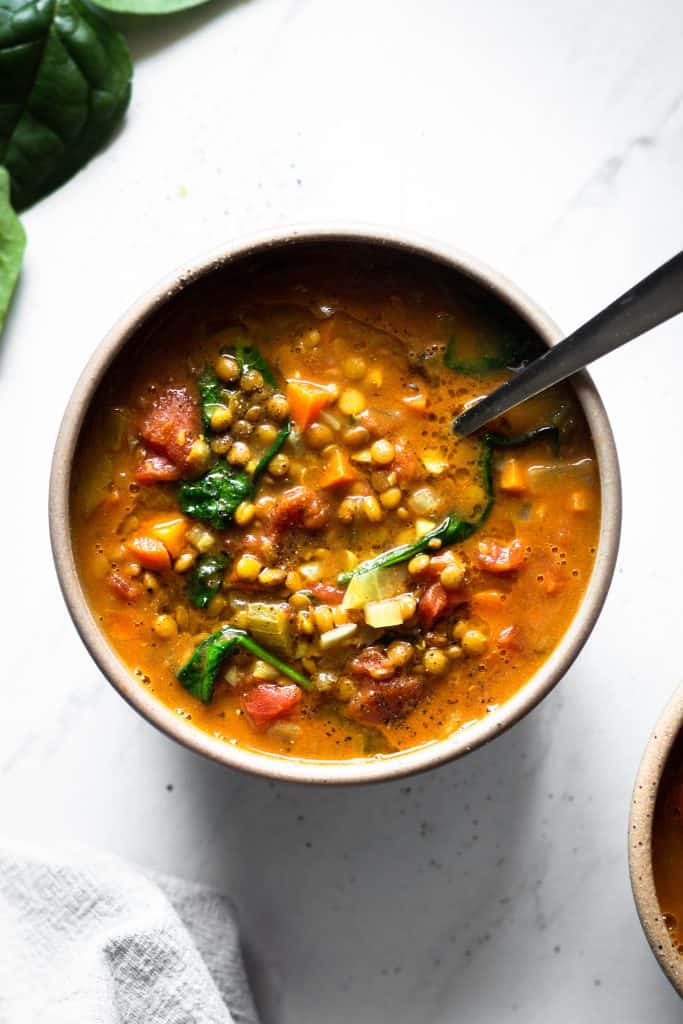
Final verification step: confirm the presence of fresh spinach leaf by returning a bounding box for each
[178,626,311,704]
[198,367,225,433]
[91,0,212,12]
[235,342,277,388]
[189,552,229,609]
[0,0,132,210]
[178,461,251,531]
[0,167,25,333]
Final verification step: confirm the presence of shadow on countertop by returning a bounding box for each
[171,693,571,1024]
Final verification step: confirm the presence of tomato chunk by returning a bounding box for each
[311,582,345,605]
[349,647,395,681]
[139,385,200,467]
[475,538,525,574]
[348,676,425,724]
[269,486,331,537]
[243,684,302,727]
[135,454,182,484]
[497,625,524,652]
[107,570,139,602]
[418,583,448,629]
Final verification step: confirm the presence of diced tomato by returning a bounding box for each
[124,533,171,571]
[107,570,140,602]
[242,684,302,727]
[269,486,331,537]
[139,386,200,467]
[392,441,421,485]
[135,454,182,484]
[311,582,345,606]
[418,583,448,629]
[475,538,525,574]
[349,647,396,681]
[348,676,425,724]
[497,625,524,652]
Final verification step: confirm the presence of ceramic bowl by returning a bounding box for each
[49,226,621,783]
[629,687,683,995]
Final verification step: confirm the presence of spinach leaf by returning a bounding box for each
[198,367,225,433]
[235,342,277,388]
[91,0,211,12]
[178,461,251,531]
[252,421,291,483]
[444,326,536,375]
[338,427,558,585]
[189,552,229,609]
[0,0,132,210]
[0,167,25,333]
[178,626,311,704]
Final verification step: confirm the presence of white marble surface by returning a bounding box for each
[2,0,683,1020]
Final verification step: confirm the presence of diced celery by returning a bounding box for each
[364,596,405,629]
[246,602,292,656]
[342,564,409,611]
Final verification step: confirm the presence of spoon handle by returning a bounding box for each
[453,249,683,436]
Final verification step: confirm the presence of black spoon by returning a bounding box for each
[453,250,683,436]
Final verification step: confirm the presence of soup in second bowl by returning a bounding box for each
[71,252,600,761]
[652,733,683,955]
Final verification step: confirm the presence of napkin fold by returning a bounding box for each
[0,840,260,1024]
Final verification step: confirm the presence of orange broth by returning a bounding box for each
[71,252,600,761]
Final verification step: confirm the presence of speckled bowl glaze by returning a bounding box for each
[629,687,683,996]
[49,226,621,784]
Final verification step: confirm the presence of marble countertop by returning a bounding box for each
[3,0,683,1020]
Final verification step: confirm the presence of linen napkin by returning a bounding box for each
[0,840,260,1024]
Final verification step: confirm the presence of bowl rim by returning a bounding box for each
[629,685,683,995]
[49,223,622,784]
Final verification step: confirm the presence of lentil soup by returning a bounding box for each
[71,250,600,761]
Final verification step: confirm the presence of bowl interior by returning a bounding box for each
[51,229,621,784]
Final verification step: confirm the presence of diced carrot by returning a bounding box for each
[125,533,171,571]
[471,589,506,613]
[569,489,590,513]
[286,379,337,431]
[146,515,188,558]
[475,538,525,574]
[402,392,427,413]
[319,447,356,488]
[499,458,527,494]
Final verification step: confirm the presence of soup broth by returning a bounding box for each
[72,250,600,761]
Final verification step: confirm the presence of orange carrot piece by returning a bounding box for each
[147,515,188,558]
[499,458,527,494]
[471,589,506,613]
[402,392,427,413]
[125,533,171,571]
[286,379,336,431]
[319,447,356,488]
